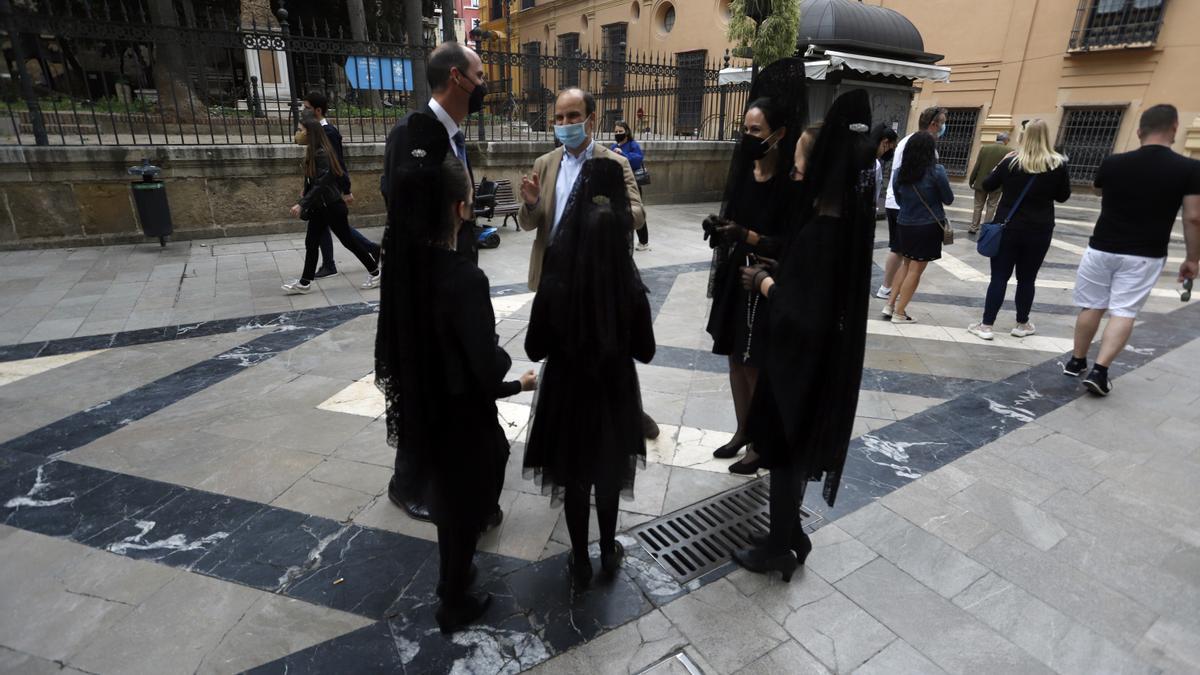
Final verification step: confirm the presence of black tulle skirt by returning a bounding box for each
[522,355,646,502]
[707,242,771,367]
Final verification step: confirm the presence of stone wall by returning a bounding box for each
[0,140,732,250]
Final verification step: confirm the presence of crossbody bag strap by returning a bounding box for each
[1001,169,1038,226]
[912,185,948,231]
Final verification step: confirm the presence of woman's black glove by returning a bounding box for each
[702,214,726,248]
[740,263,769,291]
[716,222,748,245]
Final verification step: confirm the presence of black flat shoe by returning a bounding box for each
[401,499,432,522]
[435,592,491,634]
[436,564,479,597]
[712,437,748,459]
[642,412,661,440]
[569,552,593,587]
[747,529,812,565]
[313,265,338,279]
[728,457,761,475]
[600,541,625,576]
[483,509,503,532]
[733,546,798,582]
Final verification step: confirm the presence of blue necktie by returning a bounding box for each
[453,131,467,166]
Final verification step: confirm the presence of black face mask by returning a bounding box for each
[615,133,627,143]
[880,148,895,162]
[739,131,776,161]
[459,77,487,114]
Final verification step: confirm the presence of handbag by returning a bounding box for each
[913,185,954,246]
[977,173,1036,258]
[633,166,651,186]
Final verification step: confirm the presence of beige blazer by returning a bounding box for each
[517,143,645,290]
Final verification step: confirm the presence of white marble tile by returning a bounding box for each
[0,349,106,387]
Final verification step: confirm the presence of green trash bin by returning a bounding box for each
[128,160,173,247]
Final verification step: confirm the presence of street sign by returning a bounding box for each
[343,56,415,92]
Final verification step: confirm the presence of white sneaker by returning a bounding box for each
[1011,323,1036,337]
[282,279,313,295]
[875,285,892,299]
[361,270,381,290]
[967,323,994,340]
[881,304,894,319]
[635,242,651,251]
[891,313,916,324]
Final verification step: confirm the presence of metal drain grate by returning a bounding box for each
[630,477,823,583]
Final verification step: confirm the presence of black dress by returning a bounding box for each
[422,247,511,531]
[707,172,791,366]
[522,278,656,500]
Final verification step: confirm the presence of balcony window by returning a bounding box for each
[1057,107,1125,184]
[1069,0,1166,51]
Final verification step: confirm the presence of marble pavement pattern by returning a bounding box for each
[0,191,1197,673]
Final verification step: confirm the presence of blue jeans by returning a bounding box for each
[983,228,1052,325]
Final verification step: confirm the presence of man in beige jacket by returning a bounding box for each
[517,87,644,291]
[517,87,658,439]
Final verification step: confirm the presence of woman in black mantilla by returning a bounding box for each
[703,58,808,474]
[733,89,877,580]
[374,114,515,633]
[523,158,656,586]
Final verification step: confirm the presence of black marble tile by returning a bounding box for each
[244,621,404,674]
[0,459,118,538]
[284,525,438,620]
[189,507,349,592]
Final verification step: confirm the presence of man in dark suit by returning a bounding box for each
[381,42,496,522]
[301,91,382,284]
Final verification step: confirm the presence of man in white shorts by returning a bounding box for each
[1066,104,1200,395]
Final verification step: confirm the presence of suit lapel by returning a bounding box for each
[543,147,564,234]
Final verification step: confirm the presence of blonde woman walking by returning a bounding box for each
[967,120,1071,340]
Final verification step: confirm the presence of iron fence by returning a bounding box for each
[0,0,750,147]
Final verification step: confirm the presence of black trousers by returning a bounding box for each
[982,228,1052,325]
[319,223,379,269]
[635,183,648,245]
[302,201,377,282]
[767,468,806,554]
[437,522,478,604]
[564,479,618,560]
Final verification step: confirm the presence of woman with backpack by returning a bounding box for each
[967,119,1071,340]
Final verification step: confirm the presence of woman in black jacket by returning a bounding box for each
[967,119,1072,340]
[283,111,380,295]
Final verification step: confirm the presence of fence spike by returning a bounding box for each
[136,0,147,24]
[101,0,112,21]
[338,25,345,40]
[323,18,332,38]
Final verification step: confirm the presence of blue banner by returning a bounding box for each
[343,56,415,92]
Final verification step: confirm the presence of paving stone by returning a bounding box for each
[879,479,997,553]
[835,558,1053,674]
[954,572,1154,674]
[802,523,878,584]
[949,481,1067,551]
[970,531,1159,651]
[782,589,895,672]
[733,639,830,675]
[854,639,946,675]
[524,610,688,675]
[661,579,789,674]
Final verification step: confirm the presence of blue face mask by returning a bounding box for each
[554,119,589,149]
[937,124,947,138]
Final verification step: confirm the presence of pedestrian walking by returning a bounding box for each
[610,120,651,250]
[703,59,807,475]
[301,91,382,281]
[1066,104,1200,395]
[967,120,1071,341]
[523,158,656,587]
[282,111,380,295]
[877,107,947,300]
[885,132,953,323]
[869,123,898,208]
[374,115,511,633]
[967,132,1014,234]
[732,89,875,581]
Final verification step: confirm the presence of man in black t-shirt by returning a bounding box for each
[1066,104,1200,395]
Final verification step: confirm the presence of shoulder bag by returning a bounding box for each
[977,172,1036,257]
[912,185,954,246]
[634,166,651,186]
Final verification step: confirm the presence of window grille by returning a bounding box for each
[940,108,980,177]
[521,42,542,95]
[1057,107,1124,184]
[675,50,707,135]
[558,33,580,88]
[1069,0,1166,50]
[602,23,628,91]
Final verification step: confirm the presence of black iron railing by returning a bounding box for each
[0,0,749,146]
[940,108,980,177]
[1069,0,1167,51]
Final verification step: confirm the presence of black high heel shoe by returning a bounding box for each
[713,436,748,459]
[435,592,492,634]
[732,546,798,582]
[747,529,812,565]
[568,552,593,587]
[728,455,761,475]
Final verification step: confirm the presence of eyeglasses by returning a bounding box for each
[1182,278,1193,302]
